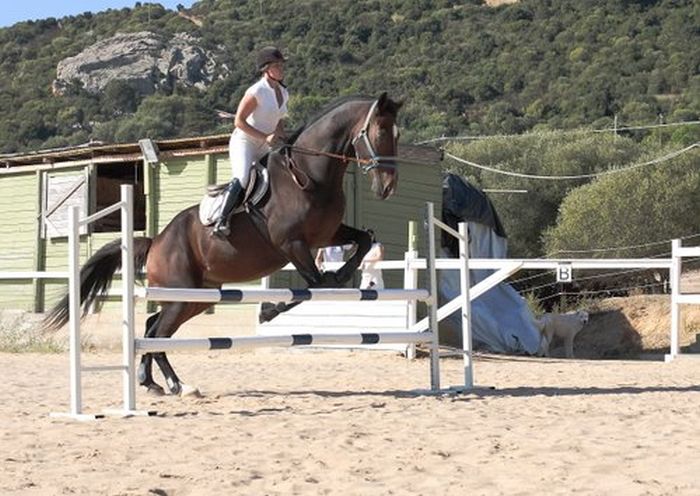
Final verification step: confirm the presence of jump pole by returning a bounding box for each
[140,287,430,303]
[136,332,434,352]
[49,204,97,420]
[425,202,441,390]
[115,184,137,415]
[458,221,474,389]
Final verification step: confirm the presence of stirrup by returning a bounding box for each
[211,221,230,237]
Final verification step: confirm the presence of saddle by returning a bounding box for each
[198,163,270,226]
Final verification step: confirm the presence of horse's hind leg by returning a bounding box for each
[138,312,165,395]
[149,301,211,396]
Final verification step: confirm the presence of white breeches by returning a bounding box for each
[229,130,270,186]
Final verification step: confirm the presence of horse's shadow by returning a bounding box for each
[452,384,700,399]
[227,384,700,400]
[154,384,700,418]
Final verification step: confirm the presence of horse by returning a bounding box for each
[43,92,403,396]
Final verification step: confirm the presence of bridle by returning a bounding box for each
[283,98,397,175]
[351,99,383,173]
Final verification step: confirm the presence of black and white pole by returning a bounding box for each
[136,332,434,352]
[141,287,430,304]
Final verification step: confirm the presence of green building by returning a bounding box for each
[0,135,442,312]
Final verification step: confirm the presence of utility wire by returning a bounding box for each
[534,281,667,303]
[414,120,700,145]
[546,232,700,257]
[483,233,700,288]
[444,142,699,180]
[514,256,700,294]
[511,259,665,290]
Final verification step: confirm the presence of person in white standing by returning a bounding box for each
[315,245,349,271]
[360,229,385,289]
[213,46,289,236]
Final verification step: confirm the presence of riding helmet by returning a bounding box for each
[256,46,286,72]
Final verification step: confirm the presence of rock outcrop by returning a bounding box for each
[53,31,227,96]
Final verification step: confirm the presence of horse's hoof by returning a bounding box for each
[144,384,166,396]
[258,309,278,323]
[259,302,280,323]
[320,271,338,287]
[180,385,203,398]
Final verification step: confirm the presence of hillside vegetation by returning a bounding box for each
[0,0,698,306]
[0,0,697,152]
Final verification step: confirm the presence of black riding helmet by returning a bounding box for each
[256,46,286,72]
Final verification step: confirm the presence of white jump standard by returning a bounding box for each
[52,186,454,420]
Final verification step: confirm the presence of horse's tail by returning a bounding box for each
[42,237,153,331]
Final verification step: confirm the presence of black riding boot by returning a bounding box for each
[212,179,244,237]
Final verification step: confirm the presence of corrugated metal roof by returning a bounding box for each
[0,134,232,167]
[0,133,441,168]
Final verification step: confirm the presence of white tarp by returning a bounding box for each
[438,174,541,354]
[439,223,541,354]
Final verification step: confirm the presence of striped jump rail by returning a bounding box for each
[138,287,431,304]
[53,188,446,420]
[135,332,434,353]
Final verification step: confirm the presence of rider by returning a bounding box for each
[213,46,289,236]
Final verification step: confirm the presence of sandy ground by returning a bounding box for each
[3,349,700,495]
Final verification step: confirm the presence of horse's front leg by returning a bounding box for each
[327,224,372,285]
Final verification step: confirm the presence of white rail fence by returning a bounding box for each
[9,184,692,420]
[51,186,450,420]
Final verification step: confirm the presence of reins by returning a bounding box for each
[280,145,397,174]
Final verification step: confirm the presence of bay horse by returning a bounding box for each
[44,93,402,396]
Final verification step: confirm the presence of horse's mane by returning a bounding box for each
[286,94,400,145]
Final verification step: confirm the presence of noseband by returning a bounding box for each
[351,100,383,174]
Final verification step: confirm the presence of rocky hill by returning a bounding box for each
[53,31,226,97]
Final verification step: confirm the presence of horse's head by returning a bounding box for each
[353,92,402,200]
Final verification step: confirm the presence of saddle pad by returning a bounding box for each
[198,167,269,226]
[199,190,228,226]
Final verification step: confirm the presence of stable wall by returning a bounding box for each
[0,171,41,310]
[0,145,441,313]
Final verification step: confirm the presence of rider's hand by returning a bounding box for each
[266,133,281,145]
[266,131,288,146]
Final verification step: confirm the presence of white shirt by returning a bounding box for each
[243,77,288,135]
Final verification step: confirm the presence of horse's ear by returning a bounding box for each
[377,92,389,112]
[377,92,403,115]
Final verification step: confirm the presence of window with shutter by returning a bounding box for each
[42,171,89,239]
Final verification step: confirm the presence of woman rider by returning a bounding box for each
[213,46,289,236]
